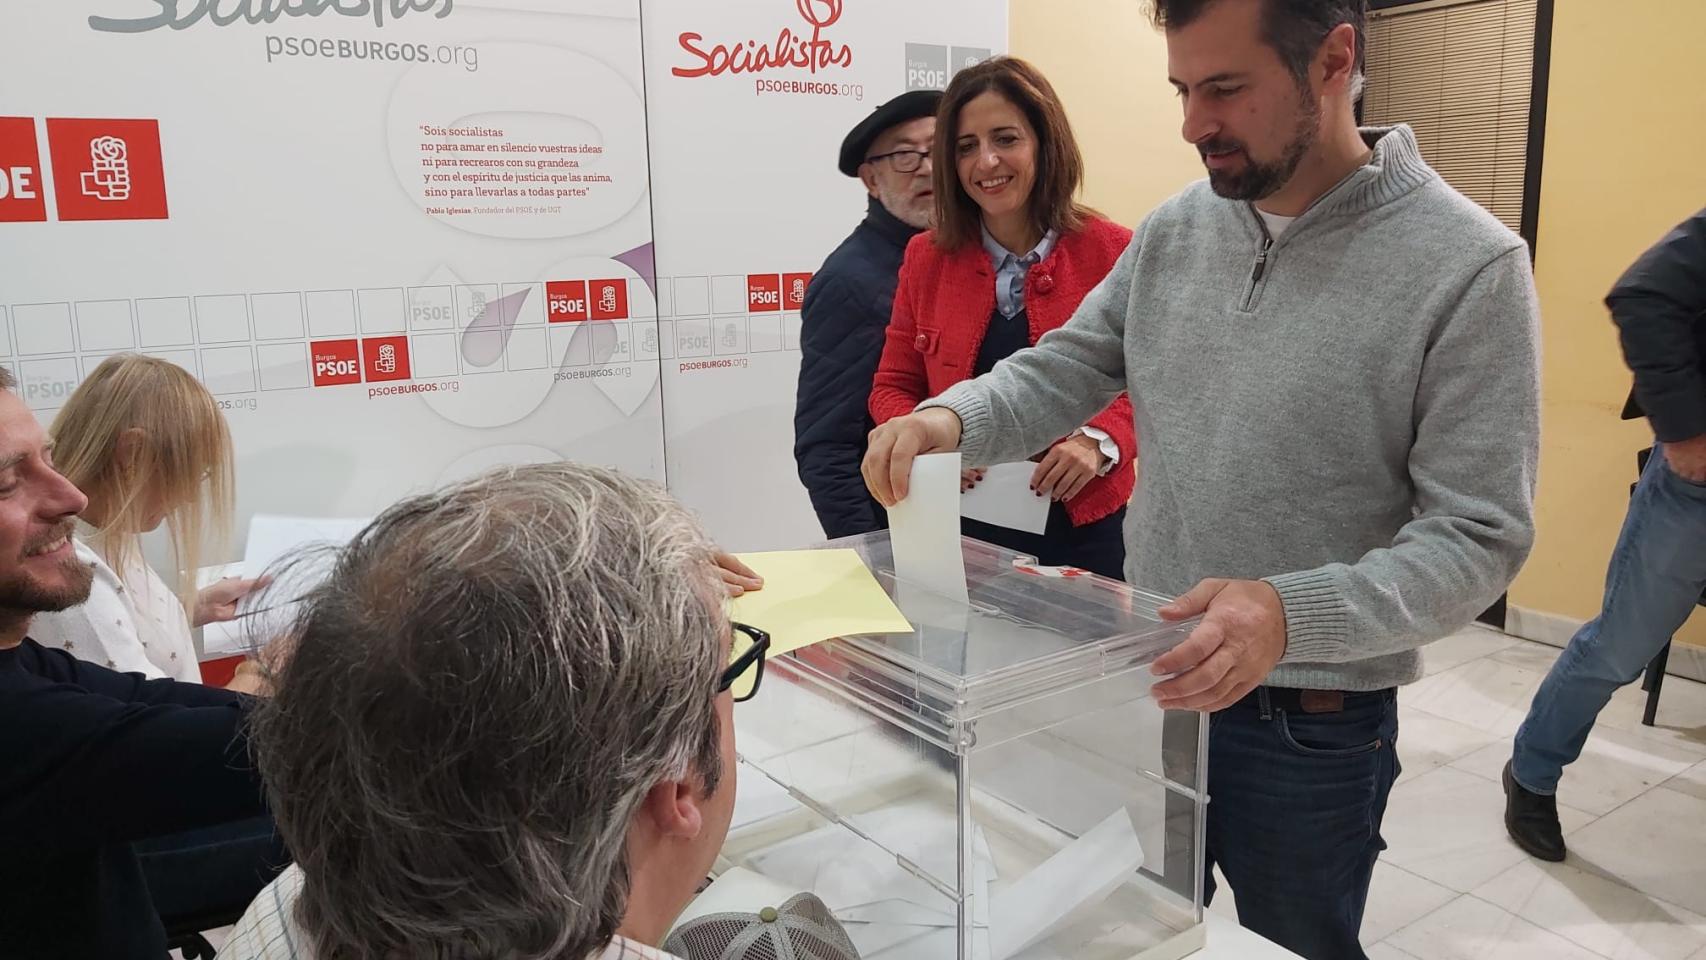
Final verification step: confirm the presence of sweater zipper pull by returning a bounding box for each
[1251,236,1272,284]
[1243,235,1273,311]
[1243,205,1275,311]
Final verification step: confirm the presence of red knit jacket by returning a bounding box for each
[869,216,1137,526]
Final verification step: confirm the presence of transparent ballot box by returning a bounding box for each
[721,532,1208,960]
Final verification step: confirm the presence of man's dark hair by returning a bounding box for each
[1149,0,1367,89]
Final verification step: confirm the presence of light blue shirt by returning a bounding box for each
[981,223,1059,319]
[976,222,1118,472]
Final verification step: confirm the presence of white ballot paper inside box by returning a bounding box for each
[989,808,1146,960]
[736,803,1145,960]
[740,798,998,960]
[202,514,371,657]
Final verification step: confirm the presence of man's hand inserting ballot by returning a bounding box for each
[862,407,964,506]
[715,551,764,598]
[1151,579,1288,712]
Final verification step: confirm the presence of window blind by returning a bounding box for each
[1362,0,1539,233]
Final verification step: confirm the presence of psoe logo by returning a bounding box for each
[88,0,454,34]
[81,137,130,201]
[673,0,853,79]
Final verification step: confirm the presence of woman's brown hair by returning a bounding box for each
[932,55,1094,250]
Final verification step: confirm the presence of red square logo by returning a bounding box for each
[546,280,589,322]
[782,272,812,310]
[46,117,168,222]
[0,118,48,223]
[362,336,412,383]
[310,340,362,387]
[588,278,628,320]
[747,274,782,312]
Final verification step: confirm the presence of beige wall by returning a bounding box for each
[1009,0,1202,227]
[1010,0,1706,643]
[1510,0,1706,644]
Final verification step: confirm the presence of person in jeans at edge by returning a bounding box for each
[794,89,941,540]
[1505,207,1706,862]
[859,1,1540,958]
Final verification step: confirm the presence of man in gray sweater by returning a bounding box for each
[861,1,1540,957]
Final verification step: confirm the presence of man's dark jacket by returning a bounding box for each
[1614,207,1706,442]
[794,196,921,538]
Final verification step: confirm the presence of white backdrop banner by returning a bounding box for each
[1,0,665,527]
[644,0,1007,550]
[0,0,1005,556]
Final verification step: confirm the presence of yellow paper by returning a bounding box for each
[728,549,913,658]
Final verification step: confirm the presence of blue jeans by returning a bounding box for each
[1512,442,1706,795]
[1204,687,1400,960]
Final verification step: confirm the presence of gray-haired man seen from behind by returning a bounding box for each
[217,462,765,960]
[861,1,1540,957]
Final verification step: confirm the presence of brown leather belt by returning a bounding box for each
[1299,689,1347,714]
[1235,686,1368,715]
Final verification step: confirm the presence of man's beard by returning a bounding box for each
[877,181,933,229]
[0,522,94,614]
[1201,94,1321,201]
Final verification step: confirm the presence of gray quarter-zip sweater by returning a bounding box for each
[924,125,1540,692]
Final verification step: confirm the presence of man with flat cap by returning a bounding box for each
[794,89,940,540]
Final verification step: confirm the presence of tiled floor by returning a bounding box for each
[1212,624,1706,960]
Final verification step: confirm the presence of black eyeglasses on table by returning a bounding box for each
[718,621,770,703]
[864,148,930,173]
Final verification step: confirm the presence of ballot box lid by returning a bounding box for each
[766,531,1199,750]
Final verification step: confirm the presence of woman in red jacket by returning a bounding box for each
[869,56,1135,580]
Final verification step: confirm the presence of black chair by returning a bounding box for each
[1632,446,1706,726]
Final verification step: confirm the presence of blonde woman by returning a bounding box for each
[30,354,266,688]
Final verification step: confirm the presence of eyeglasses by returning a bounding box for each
[864,148,931,174]
[718,621,771,703]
